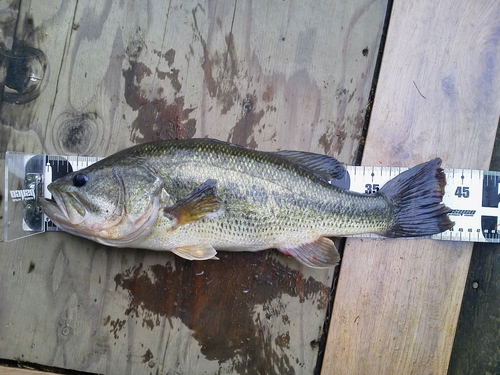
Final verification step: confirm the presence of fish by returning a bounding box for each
[38,138,454,268]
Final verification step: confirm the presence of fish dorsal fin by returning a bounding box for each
[278,237,340,268]
[163,179,221,229]
[173,244,218,260]
[274,150,349,189]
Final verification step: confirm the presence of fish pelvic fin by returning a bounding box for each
[172,244,218,260]
[163,179,221,230]
[379,158,455,237]
[278,237,340,268]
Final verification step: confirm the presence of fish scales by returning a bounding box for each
[134,141,391,247]
[39,138,454,268]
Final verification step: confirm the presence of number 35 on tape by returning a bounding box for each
[345,166,500,243]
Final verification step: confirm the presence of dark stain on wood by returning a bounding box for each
[122,54,197,143]
[154,48,181,92]
[163,49,176,66]
[27,261,35,274]
[56,113,97,154]
[109,318,126,340]
[192,6,240,115]
[230,94,265,149]
[141,348,154,363]
[114,251,329,373]
[262,85,274,103]
[318,125,348,156]
[103,315,111,326]
[318,108,365,158]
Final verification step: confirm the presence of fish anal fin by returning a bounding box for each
[172,244,218,261]
[163,179,221,230]
[278,237,340,268]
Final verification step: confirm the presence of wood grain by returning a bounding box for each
[0,0,388,374]
[449,126,500,374]
[322,0,500,374]
[0,367,58,375]
[0,0,77,152]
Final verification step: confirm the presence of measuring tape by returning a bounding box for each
[3,152,500,243]
[345,165,500,243]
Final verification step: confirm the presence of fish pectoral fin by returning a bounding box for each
[172,244,218,261]
[163,179,221,229]
[278,237,340,268]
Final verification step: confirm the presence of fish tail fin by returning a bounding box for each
[378,158,454,237]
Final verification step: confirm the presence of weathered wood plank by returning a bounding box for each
[0,0,19,49]
[0,0,77,152]
[0,1,388,374]
[322,0,500,374]
[0,0,20,114]
[448,121,500,374]
[449,243,500,375]
[0,367,58,375]
[36,0,387,158]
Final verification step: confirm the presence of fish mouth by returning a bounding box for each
[38,188,158,246]
[38,190,87,228]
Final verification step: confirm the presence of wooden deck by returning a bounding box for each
[0,0,499,374]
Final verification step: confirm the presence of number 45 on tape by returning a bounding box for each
[344,166,500,243]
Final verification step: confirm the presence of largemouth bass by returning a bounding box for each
[38,138,454,268]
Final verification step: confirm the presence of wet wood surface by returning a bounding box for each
[0,0,389,374]
[322,0,500,374]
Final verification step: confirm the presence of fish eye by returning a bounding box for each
[73,173,89,187]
